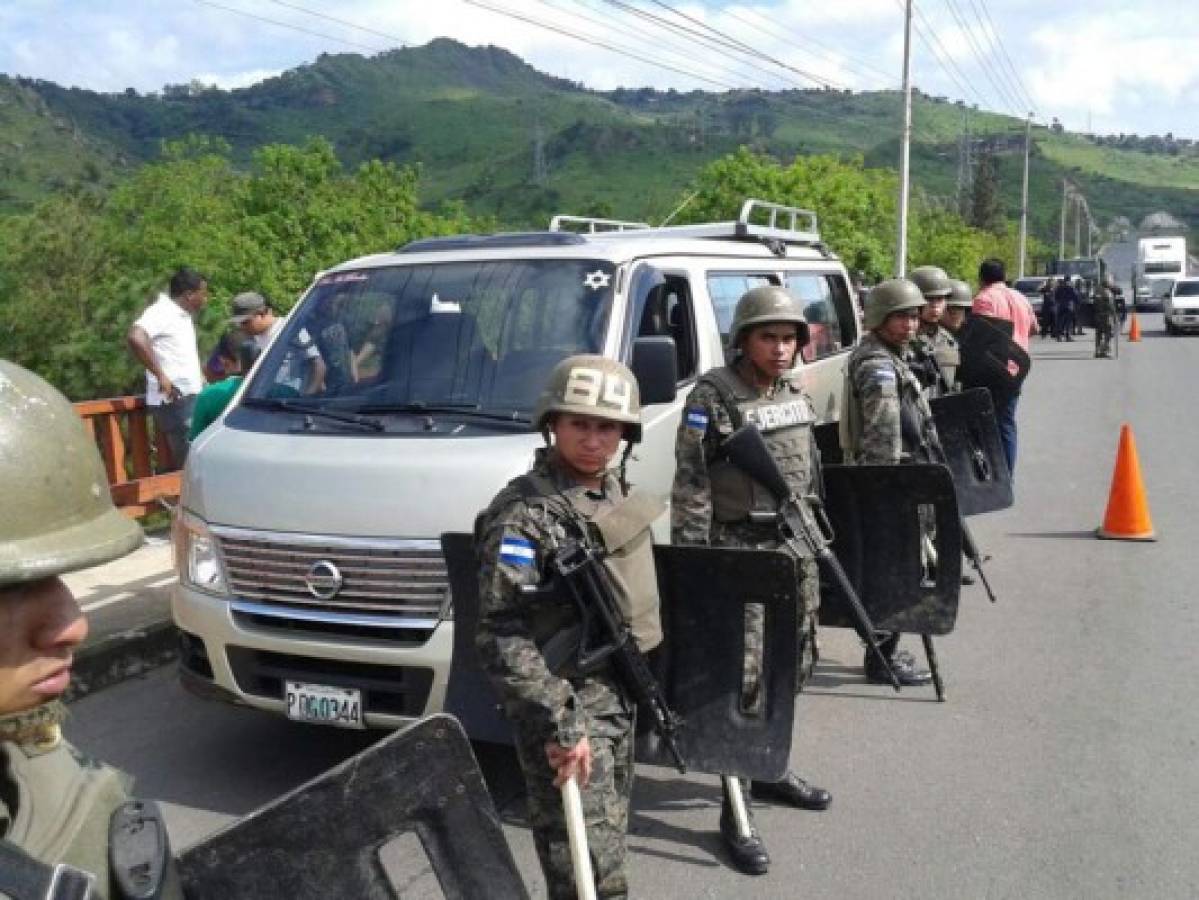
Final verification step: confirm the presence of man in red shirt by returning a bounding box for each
[972,258,1037,474]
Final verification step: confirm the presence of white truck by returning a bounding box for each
[1134,236,1187,310]
[172,200,862,731]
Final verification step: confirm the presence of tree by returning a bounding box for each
[969,149,1004,234]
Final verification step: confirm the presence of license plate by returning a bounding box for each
[285,681,364,729]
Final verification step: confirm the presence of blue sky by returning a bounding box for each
[2,1,1197,139]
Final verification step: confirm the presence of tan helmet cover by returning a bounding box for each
[909,265,954,299]
[728,285,810,350]
[533,354,643,443]
[0,361,143,585]
[947,279,974,308]
[863,278,926,330]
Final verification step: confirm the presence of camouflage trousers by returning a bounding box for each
[513,681,635,899]
[712,523,818,708]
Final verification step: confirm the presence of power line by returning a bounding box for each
[642,0,844,90]
[960,0,1030,111]
[462,0,737,89]
[908,0,987,108]
[968,0,1038,113]
[192,0,386,54]
[725,5,897,89]
[938,0,1023,114]
[261,0,408,46]
[554,0,795,90]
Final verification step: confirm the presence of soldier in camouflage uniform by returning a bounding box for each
[0,361,183,900]
[671,286,831,876]
[840,279,937,686]
[909,265,961,397]
[943,278,973,337]
[1093,277,1118,358]
[475,355,662,899]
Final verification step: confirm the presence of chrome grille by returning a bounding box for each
[214,527,448,626]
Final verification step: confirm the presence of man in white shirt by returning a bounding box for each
[126,268,208,467]
[228,291,323,393]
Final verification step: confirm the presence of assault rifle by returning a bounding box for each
[721,424,902,692]
[543,531,687,773]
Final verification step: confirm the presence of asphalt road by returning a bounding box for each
[66,315,1199,899]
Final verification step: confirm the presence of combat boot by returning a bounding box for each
[719,780,769,875]
[751,770,832,810]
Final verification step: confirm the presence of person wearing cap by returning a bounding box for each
[126,267,208,467]
[909,265,960,397]
[671,285,832,876]
[0,360,183,899]
[474,355,662,899]
[229,291,323,394]
[840,278,937,687]
[943,278,974,336]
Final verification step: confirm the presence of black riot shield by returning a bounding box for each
[442,534,800,782]
[930,387,1013,516]
[816,464,962,635]
[814,420,843,465]
[639,545,799,781]
[178,715,527,900]
[442,531,515,745]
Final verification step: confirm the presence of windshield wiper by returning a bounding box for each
[243,397,385,432]
[358,402,531,423]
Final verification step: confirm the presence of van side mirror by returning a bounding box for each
[631,336,678,405]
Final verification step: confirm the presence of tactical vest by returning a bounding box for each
[925,326,961,396]
[841,339,938,463]
[512,470,664,653]
[700,367,815,523]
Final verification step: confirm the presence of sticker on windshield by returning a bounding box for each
[430,293,462,314]
[317,272,370,285]
[583,269,612,291]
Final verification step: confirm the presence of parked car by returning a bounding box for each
[1013,276,1049,313]
[1163,277,1199,334]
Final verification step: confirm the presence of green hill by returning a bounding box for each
[3,38,1197,246]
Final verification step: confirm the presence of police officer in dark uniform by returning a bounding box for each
[671,286,832,876]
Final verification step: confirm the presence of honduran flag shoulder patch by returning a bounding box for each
[685,409,709,432]
[499,535,536,567]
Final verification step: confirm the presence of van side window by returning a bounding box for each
[785,273,855,362]
[706,273,775,343]
[631,274,698,382]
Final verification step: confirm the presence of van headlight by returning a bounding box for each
[173,511,228,596]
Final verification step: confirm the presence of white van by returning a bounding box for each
[172,200,861,729]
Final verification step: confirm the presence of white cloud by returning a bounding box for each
[194,68,284,90]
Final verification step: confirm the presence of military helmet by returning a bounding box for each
[863,278,926,330]
[947,279,974,308]
[533,354,642,443]
[909,265,953,300]
[728,286,810,350]
[1,361,142,586]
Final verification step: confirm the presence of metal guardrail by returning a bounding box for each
[73,395,181,517]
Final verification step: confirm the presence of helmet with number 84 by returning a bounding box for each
[533,354,642,443]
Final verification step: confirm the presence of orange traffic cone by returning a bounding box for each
[1097,424,1156,541]
[1128,312,1142,342]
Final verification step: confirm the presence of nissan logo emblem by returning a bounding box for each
[304,560,344,600]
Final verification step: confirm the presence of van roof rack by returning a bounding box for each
[549,215,652,234]
[398,232,585,253]
[548,199,823,250]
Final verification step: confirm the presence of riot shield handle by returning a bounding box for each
[562,777,598,900]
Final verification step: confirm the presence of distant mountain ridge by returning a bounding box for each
[2,38,1197,242]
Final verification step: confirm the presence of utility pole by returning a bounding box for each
[895,0,913,277]
[1059,180,1068,260]
[1018,113,1032,277]
[1079,191,1088,256]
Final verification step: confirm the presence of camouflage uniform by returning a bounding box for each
[911,324,961,398]
[475,450,638,900]
[1093,286,1117,357]
[671,364,821,699]
[843,332,940,466]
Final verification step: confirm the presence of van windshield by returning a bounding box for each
[244,259,616,419]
